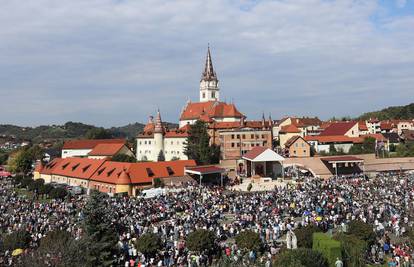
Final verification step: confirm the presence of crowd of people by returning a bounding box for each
[1,171,414,266]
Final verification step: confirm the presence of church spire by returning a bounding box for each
[154,109,164,134]
[201,45,217,82]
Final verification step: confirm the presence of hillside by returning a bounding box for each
[358,103,414,121]
[0,121,175,144]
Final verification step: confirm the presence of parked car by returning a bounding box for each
[68,186,83,195]
[139,188,166,199]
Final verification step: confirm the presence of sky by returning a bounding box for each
[0,0,413,127]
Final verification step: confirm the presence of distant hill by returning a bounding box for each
[358,103,414,121]
[0,121,178,144]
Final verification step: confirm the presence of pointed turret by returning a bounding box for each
[201,46,217,82]
[154,110,164,133]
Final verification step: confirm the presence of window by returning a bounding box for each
[146,168,154,177]
[62,163,70,170]
[139,141,142,145]
[202,92,206,99]
[237,134,240,139]
[251,134,254,139]
[166,167,175,176]
[295,143,298,147]
[212,92,215,98]
[144,141,147,145]
[107,168,115,177]
[301,143,304,147]
[293,150,296,154]
[303,150,307,154]
[82,164,91,172]
[261,135,265,139]
[148,141,151,145]
[237,143,240,147]
[231,143,235,147]
[97,167,105,175]
[242,134,246,139]
[231,134,235,139]
[72,163,80,171]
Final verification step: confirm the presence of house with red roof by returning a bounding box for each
[62,139,127,158]
[319,121,359,137]
[34,157,197,196]
[137,111,189,161]
[178,47,244,128]
[304,135,363,154]
[87,143,134,160]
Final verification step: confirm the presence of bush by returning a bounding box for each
[136,233,161,257]
[273,248,328,267]
[39,183,53,195]
[235,230,262,252]
[12,175,24,186]
[334,233,367,267]
[348,220,375,245]
[0,230,31,252]
[294,225,322,248]
[50,187,67,199]
[28,179,44,192]
[186,229,216,254]
[153,178,164,188]
[312,233,341,267]
[20,177,33,188]
[247,183,252,192]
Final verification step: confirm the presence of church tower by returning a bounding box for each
[200,46,219,102]
[153,110,164,162]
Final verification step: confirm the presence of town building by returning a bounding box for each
[284,136,311,158]
[34,158,197,196]
[136,111,189,162]
[61,139,127,158]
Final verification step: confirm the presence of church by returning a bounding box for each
[136,47,245,162]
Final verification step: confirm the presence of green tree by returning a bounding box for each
[157,150,165,161]
[7,149,33,174]
[0,230,31,252]
[273,248,328,267]
[85,128,112,139]
[186,229,216,254]
[235,230,262,252]
[135,233,161,257]
[329,144,337,155]
[82,191,118,266]
[111,154,137,163]
[294,225,322,248]
[184,120,220,165]
[49,187,67,199]
[334,233,366,267]
[18,230,87,267]
[348,220,375,245]
[153,178,164,188]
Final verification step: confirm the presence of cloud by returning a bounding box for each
[0,0,413,126]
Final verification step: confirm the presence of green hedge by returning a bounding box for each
[313,233,341,267]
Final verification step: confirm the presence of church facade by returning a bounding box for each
[136,47,247,162]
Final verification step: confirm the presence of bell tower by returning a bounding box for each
[200,46,219,102]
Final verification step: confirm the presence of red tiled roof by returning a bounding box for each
[52,158,106,180]
[242,146,268,160]
[360,134,388,142]
[284,135,303,148]
[321,156,363,162]
[90,161,133,184]
[304,135,363,144]
[88,143,126,156]
[280,124,301,133]
[358,121,368,131]
[380,122,393,130]
[128,160,197,184]
[62,139,125,150]
[319,122,357,136]
[180,101,243,121]
[41,158,63,175]
[185,166,225,174]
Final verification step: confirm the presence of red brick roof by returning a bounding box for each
[180,101,243,121]
[62,139,125,150]
[321,156,363,162]
[284,135,304,148]
[304,135,363,144]
[52,158,106,180]
[280,124,301,133]
[319,122,357,136]
[358,121,368,131]
[88,143,126,156]
[242,146,268,160]
[41,158,64,175]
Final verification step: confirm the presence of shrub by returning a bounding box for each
[273,248,328,267]
[28,179,44,192]
[0,230,31,252]
[313,233,341,267]
[153,178,164,188]
[247,183,252,192]
[294,225,322,248]
[334,233,366,267]
[348,220,375,245]
[135,233,161,257]
[20,177,33,188]
[50,187,67,199]
[39,183,53,195]
[186,229,216,254]
[235,230,262,252]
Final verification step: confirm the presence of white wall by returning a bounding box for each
[62,149,92,158]
[164,137,188,161]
